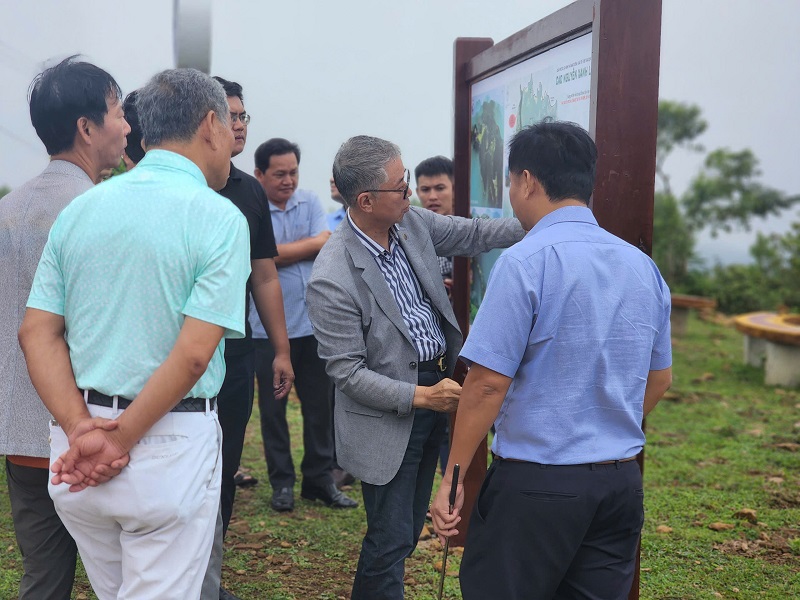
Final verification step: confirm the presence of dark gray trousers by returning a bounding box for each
[254,336,335,490]
[461,458,644,600]
[6,458,77,600]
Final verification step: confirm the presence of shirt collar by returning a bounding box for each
[528,205,597,238]
[227,162,242,181]
[347,210,399,258]
[137,149,208,186]
[268,190,306,212]
[45,159,94,184]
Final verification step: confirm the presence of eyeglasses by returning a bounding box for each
[230,112,251,125]
[363,169,410,199]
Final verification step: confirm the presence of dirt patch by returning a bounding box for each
[768,487,800,509]
[713,527,800,566]
[221,545,356,599]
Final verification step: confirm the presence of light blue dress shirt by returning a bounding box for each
[460,206,672,464]
[250,189,327,340]
[28,150,251,400]
[327,207,346,232]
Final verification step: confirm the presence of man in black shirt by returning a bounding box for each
[202,76,294,600]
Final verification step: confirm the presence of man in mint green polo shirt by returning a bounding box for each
[19,68,250,600]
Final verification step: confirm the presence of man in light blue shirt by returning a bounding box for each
[431,121,672,600]
[19,69,250,600]
[327,175,347,231]
[251,138,356,511]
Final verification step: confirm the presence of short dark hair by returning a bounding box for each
[254,138,301,172]
[212,76,243,103]
[508,120,596,203]
[123,90,145,164]
[414,155,453,183]
[28,55,122,155]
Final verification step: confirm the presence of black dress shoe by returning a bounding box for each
[301,483,358,508]
[270,486,294,512]
[332,467,356,489]
[219,586,242,600]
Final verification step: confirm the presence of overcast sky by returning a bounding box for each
[1,0,798,265]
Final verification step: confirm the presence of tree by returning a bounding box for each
[652,191,694,285]
[652,100,800,296]
[683,148,800,236]
[0,185,10,200]
[655,100,707,196]
[750,223,800,310]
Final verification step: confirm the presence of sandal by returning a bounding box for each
[233,469,258,488]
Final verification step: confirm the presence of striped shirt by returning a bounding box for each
[348,212,446,361]
[438,255,453,279]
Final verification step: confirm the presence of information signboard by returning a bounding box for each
[469,33,592,315]
[451,4,662,597]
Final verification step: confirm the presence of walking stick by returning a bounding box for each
[437,463,460,600]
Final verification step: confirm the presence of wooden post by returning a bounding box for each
[450,37,494,548]
[590,3,663,597]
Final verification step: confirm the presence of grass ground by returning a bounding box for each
[0,312,798,598]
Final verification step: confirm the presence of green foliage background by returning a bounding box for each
[652,101,800,314]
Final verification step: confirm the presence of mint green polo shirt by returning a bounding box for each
[27,150,251,399]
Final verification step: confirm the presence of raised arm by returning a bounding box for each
[415,207,526,258]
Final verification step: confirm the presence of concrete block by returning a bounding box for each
[743,336,767,367]
[764,341,800,388]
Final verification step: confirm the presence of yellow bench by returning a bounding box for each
[733,312,800,387]
[670,294,717,337]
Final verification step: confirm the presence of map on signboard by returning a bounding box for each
[468,33,592,321]
[514,77,558,130]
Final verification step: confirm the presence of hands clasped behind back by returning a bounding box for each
[51,417,131,492]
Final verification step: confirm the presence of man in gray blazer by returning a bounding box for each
[306,135,524,599]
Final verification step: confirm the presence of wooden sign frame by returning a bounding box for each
[451,1,662,597]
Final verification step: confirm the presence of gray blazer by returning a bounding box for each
[307,207,525,485]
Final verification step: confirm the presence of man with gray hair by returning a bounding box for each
[0,55,129,600]
[18,68,250,599]
[306,135,525,598]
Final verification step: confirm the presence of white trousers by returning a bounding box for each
[49,403,222,600]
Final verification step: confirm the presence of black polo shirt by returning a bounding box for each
[219,163,278,356]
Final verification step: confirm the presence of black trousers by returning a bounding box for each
[460,458,644,600]
[6,459,77,600]
[254,336,335,489]
[217,350,256,535]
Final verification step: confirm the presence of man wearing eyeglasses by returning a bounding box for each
[203,77,294,600]
[306,135,525,599]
